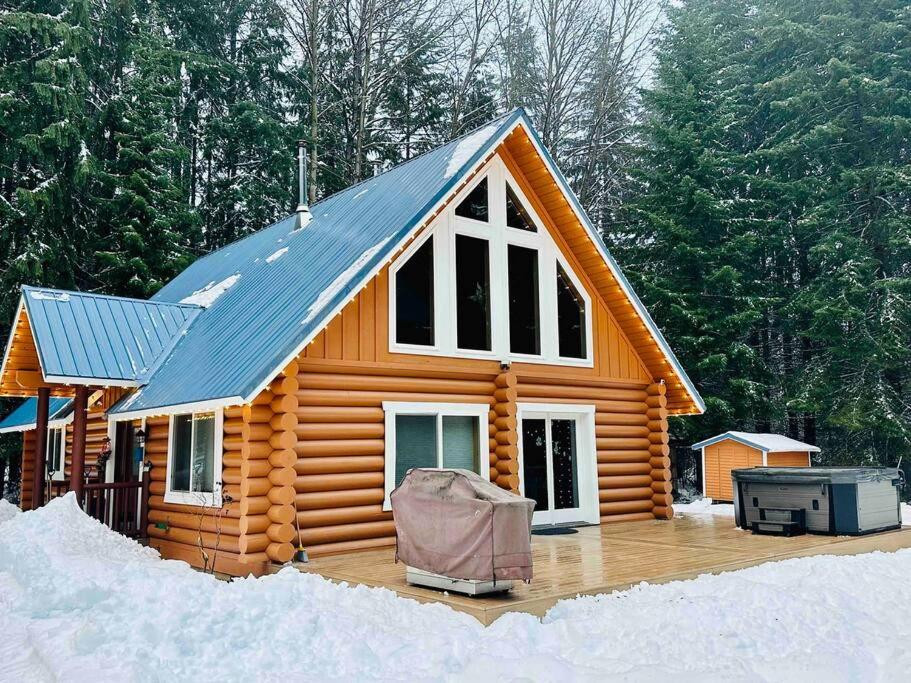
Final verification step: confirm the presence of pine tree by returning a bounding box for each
[622,0,911,465]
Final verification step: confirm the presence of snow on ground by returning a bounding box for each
[676,497,911,527]
[673,497,735,517]
[2,494,911,681]
[0,499,20,524]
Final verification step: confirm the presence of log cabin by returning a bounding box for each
[0,109,704,576]
[693,432,819,502]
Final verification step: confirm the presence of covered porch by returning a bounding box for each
[295,514,911,624]
[0,287,195,534]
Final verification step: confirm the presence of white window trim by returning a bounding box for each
[388,156,594,367]
[164,409,224,507]
[382,401,490,511]
[388,228,442,353]
[516,402,599,526]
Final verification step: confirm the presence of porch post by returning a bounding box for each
[31,387,51,510]
[70,385,90,505]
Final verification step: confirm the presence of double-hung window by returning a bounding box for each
[165,410,223,506]
[383,402,488,509]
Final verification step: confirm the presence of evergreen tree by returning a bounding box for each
[622,0,911,466]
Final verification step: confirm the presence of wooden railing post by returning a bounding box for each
[139,461,152,538]
[70,386,90,506]
[31,388,50,510]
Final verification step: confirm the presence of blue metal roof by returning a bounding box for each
[0,397,72,433]
[3,106,698,417]
[22,286,201,384]
[109,110,523,415]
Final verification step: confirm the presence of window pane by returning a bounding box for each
[557,265,587,358]
[508,245,540,355]
[506,184,535,232]
[170,414,193,492]
[191,413,216,493]
[395,239,434,346]
[46,429,62,474]
[455,177,488,222]
[442,416,479,472]
[395,415,437,486]
[521,419,549,512]
[551,419,579,510]
[455,235,491,351]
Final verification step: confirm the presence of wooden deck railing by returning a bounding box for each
[83,481,148,538]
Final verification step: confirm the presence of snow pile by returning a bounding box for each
[265,246,289,263]
[444,123,501,177]
[674,497,735,517]
[3,494,911,680]
[179,273,240,307]
[903,503,911,526]
[0,500,20,525]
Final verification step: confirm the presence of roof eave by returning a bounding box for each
[512,115,704,415]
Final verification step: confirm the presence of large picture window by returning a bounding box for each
[166,411,222,506]
[557,264,587,359]
[455,234,491,351]
[454,177,488,222]
[508,244,540,355]
[388,158,592,366]
[394,238,435,346]
[383,403,487,508]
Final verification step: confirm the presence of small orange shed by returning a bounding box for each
[691,431,819,501]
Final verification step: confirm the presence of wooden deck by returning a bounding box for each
[297,516,911,624]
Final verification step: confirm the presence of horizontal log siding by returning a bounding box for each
[647,383,674,519]
[515,377,660,523]
[19,430,36,509]
[290,363,495,556]
[20,401,107,510]
[146,415,247,575]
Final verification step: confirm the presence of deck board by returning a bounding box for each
[293,516,911,624]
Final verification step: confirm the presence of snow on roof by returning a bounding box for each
[179,274,240,307]
[691,431,821,452]
[444,122,501,178]
[265,247,288,264]
[0,397,72,433]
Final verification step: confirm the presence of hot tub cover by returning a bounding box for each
[732,466,900,485]
[390,468,535,582]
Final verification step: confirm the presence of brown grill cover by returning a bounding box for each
[391,468,535,582]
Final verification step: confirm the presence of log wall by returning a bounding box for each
[146,413,261,575]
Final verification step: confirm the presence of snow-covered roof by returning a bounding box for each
[691,431,821,453]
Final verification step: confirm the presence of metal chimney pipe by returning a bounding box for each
[296,140,309,214]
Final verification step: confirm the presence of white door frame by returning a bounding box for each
[516,403,599,526]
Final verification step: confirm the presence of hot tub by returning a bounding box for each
[732,467,902,536]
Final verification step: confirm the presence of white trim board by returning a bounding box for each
[163,409,224,508]
[516,402,599,526]
[382,401,491,511]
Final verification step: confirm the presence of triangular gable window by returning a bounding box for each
[455,177,488,222]
[506,183,536,232]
